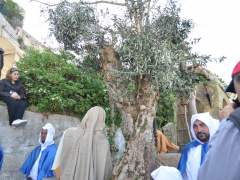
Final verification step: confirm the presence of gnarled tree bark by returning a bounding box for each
[101,46,160,180]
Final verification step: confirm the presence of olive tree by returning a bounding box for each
[47,0,212,179]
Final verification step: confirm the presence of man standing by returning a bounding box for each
[198,61,240,180]
[177,112,219,180]
[20,123,57,180]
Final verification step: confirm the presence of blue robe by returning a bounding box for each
[177,140,208,176]
[20,144,57,180]
[0,145,3,170]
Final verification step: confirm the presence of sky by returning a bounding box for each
[12,0,240,84]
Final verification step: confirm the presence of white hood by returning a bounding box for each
[190,112,219,143]
[151,166,182,180]
[39,123,55,150]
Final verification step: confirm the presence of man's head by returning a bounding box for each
[190,112,219,144]
[40,128,48,144]
[193,119,210,143]
[39,123,55,147]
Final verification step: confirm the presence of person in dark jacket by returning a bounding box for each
[0,67,27,126]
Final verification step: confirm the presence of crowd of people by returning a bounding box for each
[1,60,240,180]
[0,67,113,179]
[0,105,112,180]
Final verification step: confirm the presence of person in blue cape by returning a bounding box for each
[20,123,57,180]
[177,112,219,180]
[0,145,3,171]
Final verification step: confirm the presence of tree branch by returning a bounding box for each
[29,0,60,6]
[30,0,126,6]
[86,0,126,6]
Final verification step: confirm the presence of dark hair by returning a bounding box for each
[5,68,19,81]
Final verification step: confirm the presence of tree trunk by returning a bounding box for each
[101,46,159,179]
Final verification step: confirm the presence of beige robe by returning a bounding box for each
[156,130,179,153]
[52,106,112,180]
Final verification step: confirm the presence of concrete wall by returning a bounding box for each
[0,104,80,180]
[0,13,24,79]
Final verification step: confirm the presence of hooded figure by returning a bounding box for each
[198,108,240,180]
[20,123,57,180]
[151,166,183,180]
[177,112,219,180]
[52,106,112,180]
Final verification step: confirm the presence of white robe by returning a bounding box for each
[29,149,44,180]
[184,145,201,180]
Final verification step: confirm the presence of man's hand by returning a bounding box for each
[10,92,21,100]
[219,103,235,120]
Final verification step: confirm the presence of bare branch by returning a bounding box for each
[29,0,60,6]
[30,0,126,6]
[86,0,126,6]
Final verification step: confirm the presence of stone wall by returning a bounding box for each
[0,104,80,180]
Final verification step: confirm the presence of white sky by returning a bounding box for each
[12,0,240,84]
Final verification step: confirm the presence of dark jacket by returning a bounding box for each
[0,79,26,99]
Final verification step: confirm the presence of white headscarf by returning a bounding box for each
[151,166,183,180]
[39,123,55,150]
[190,112,219,143]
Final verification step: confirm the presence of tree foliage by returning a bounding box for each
[48,0,211,98]
[156,92,176,128]
[0,0,24,28]
[48,1,99,53]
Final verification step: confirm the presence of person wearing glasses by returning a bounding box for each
[0,67,27,126]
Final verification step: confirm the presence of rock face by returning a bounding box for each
[0,104,80,180]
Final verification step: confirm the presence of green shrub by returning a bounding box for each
[156,92,176,128]
[17,49,112,121]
